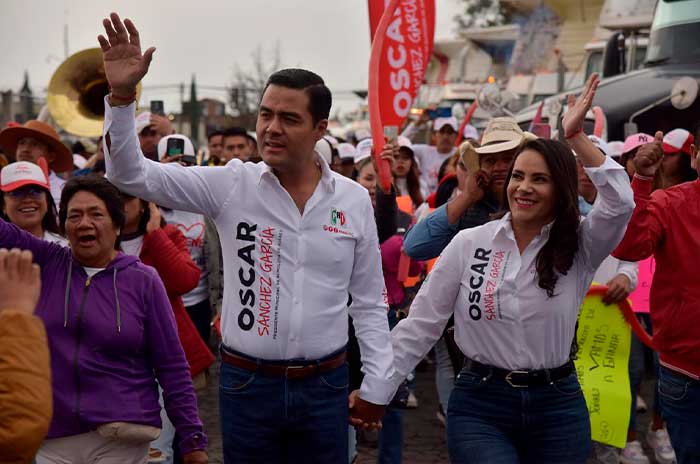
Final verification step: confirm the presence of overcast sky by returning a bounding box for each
[0,0,463,115]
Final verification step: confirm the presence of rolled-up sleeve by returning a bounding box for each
[579,156,635,270]
[403,204,459,260]
[348,198,396,405]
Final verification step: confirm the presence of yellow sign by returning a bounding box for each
[574,287,632,448]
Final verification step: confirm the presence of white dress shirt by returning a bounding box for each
[102,99,396,405]
[389,156,634,391]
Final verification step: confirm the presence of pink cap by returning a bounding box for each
[663,129,693,155]
[623,133,653,155]
[0,159,50,192]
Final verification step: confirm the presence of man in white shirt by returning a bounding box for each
[401,115,459,193]
[98,13,394,463]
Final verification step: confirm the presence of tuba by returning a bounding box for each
[47,48,141,137]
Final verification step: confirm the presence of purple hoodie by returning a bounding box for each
[0,219,207,454]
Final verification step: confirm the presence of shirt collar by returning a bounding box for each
[493,212,555,242]
[258,150,335,193]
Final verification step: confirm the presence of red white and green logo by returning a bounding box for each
[331,208,346,226]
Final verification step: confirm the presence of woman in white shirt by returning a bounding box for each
[0,161,67,246]
[389,74,635,463]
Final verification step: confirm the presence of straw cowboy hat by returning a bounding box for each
[0,120,73,173]
[475,117,536,155]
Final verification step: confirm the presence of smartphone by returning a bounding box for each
[383,125,398,144]
[150,100,165,116]
[166,138,185,156]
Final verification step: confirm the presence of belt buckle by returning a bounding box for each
[285,365,307,380]
[505,370,529,388]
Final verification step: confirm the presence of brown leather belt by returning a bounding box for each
[220,348,347,381]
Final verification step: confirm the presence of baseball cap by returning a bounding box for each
[354,128,372,142]
[397,135,413,151]
[622,133,653,155]
[315,137,334,165]
[354,139,373,164]
[475,117,527,155]
[607,141,624,158]
[463,124,479,141]
[337,143,356,161]
[1,159,50,192]
[663,129,693,155]
[135,111,153,135]
[157,134,196,161]
[433,117,458,132]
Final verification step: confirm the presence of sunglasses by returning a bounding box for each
[6,186,46,199]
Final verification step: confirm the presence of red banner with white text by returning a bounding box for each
[368,0,435,191]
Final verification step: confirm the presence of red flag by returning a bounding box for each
[368,0,436,192]
[528,100,545,133]
[455,100,479,146]
[592,106,605,138]
[368,0,389,41]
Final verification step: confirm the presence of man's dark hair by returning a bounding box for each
[208,130,224,142]
[58,175,125,249]
[222,127,249,140]
[262,68,332,125]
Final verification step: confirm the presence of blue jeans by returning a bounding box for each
[377,407,403,464]
[219,355,349,463]
[447,369,591,464]
[658,367,700,464]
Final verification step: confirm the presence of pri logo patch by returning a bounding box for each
[330,208,346,227]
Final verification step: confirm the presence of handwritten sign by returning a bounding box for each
[629,257,655,313]
[574,286,632,448]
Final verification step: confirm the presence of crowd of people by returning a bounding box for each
[0,11,699,464]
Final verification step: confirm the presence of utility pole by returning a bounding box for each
[179,82,185,133]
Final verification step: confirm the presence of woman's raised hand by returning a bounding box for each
[562,73,600,139]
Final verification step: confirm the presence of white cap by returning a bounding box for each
[607,141,624,158]
[135,111,153,135]
[397,135,413,151]
[354,138,373,164]
[157,134,196,161]
[1,160,50,192]
[315,137,333,165]
[463,124,479,141]
[73,154,87,170]
[337,143,355,161]
[587,135,611,157]
[433,116,458,132]
[354,128,372,142]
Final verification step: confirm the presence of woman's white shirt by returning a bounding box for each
[389,156,634,390]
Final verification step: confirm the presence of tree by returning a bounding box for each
[454,0,510,31]
[229,42,282,116]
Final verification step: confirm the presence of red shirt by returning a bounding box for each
[613,177,700,379]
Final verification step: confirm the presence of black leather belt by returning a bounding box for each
[463,357,574,388]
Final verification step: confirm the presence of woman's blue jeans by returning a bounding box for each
[447,368,591,464]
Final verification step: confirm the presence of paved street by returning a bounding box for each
[197,355,659,463]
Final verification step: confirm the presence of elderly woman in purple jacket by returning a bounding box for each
[0,175,208,464]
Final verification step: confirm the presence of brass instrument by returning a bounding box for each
[47,48,141,137]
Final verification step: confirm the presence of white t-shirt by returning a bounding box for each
[43,231,68,247]
[160,209,209,307]
[411,145,456,194]
[83,266,104,278]
[120,235,144,257]
[49,171,66,208]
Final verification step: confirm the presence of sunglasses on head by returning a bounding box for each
[7,186,46,199]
